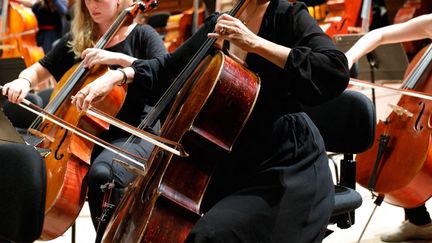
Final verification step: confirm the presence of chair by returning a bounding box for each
[303,89,376,231]
[0,143,46,242]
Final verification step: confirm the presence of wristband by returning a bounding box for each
[116,68,128,86]
[18,76,32,88]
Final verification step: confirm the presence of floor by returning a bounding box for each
[34,83,431,243]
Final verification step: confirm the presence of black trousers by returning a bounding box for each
[405,204,432,226]
[87,137,154,243]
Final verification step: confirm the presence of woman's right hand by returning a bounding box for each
[1,78,32,104]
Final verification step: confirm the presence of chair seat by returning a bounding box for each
[332,185,362,216]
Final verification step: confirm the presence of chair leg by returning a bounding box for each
[71,223,76,243]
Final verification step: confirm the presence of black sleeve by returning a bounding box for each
[283,3,350,105]
[130,13,219,102]
[38,33,77,81]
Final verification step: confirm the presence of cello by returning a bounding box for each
[320,0,364,36]
[164,0,205,52]
[0,0,44,66]
[102,0,260,241]
[356,43,432,208]
[26,1,157,239]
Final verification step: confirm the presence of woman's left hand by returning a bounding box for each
[208,14,261,53]
[71,69,121,111]
[81,48,124,68]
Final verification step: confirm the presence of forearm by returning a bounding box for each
[18,63,51,88]
[345,30,383,66]
[116,53,138,68]
[252,36,291,69]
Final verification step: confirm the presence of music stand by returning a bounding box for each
[0,108,25,145]
[333,33,409,105]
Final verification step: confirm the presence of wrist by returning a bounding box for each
[115,68,128,86]
[18,76,32,88]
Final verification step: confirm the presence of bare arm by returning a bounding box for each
[208,14,291,69]
[2,62,54,103]
[346,14,432,68]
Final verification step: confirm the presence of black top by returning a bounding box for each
[129,1,350,241]
[131,0,349,133]
[39,24,167,138]
[32,0,68,30]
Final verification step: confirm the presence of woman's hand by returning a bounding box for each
[208,14,261,53]
[71,69,123,111]
[81,48,136,68]
[1,78,32,104]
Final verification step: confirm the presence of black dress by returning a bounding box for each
[130,1,349,242]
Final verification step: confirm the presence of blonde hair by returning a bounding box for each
[69,0,133,57]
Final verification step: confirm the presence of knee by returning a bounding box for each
[186,219,240,243]
[87,162,112,188]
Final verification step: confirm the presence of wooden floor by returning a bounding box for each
[35,83,432,243]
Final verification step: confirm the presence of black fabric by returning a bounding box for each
[130,1,350,242]
[303,90,376,154]
[36,88,54,108]
[405,204,432,226]
[2,93,44,129]
[0,144,46,242]
[331,185,362,217]
[88,133,157,243]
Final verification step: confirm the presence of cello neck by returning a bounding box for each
[403,44,432,89]
[140,0,250,128]
[1,0,9,34]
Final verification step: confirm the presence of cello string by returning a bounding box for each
[403,44,432,89]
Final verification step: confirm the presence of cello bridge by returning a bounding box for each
[388,104,413,117]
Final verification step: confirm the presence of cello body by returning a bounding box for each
[0,1,45,66]
[165,4,205,52]
[102,51,260,242]
[36,64,127,240]
[356,44,432,208]
[321,0,363,36]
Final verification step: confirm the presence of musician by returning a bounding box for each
[346,14,432,242]
[73,0,350,241]
[13,0,68,53]
[2,0,167,242]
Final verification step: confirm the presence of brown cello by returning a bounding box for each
[26,2,157,240]
[356,43,432,208]
[102,1,260,241]
[320,0,364,36]
[165,0,205,52]
[0,0,44,66]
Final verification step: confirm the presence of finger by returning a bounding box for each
[73,90,87,111]
[81,92,97,111]
[17,90,27,104]
[1,85,8,96]
[11,90,22,104]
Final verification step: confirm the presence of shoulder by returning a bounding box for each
[134,24,160,37]
[271,0,307,16]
